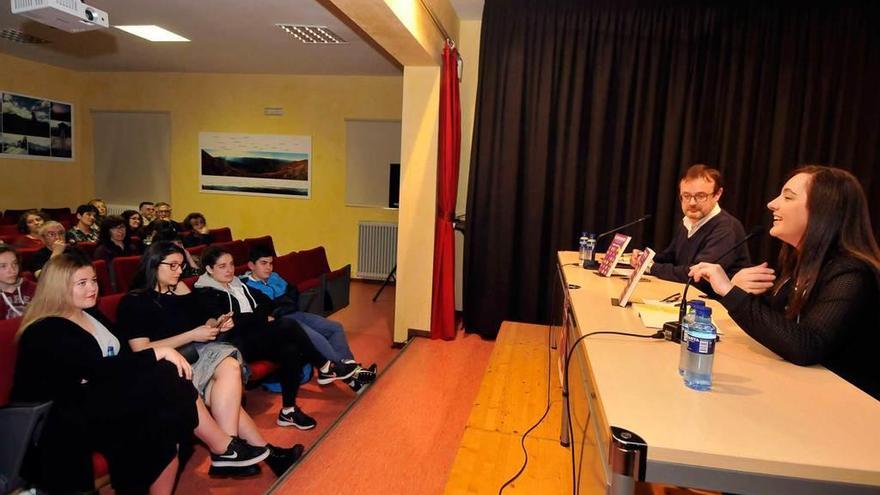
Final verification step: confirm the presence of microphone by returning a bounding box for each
[662,225,764,342]
[583,214,652,269]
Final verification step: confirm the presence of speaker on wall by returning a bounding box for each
[389,163,400,208]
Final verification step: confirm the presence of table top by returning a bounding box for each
[558,251,880,488]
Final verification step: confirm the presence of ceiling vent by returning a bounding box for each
[276,24,347,44]
[0,28,50,44]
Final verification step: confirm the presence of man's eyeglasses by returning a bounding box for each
[159,262,186,271]
[44,231,64,238]
[679,192,713,203]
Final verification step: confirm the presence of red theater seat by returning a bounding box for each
[92,260,114,296]
[97,294,124,323]
[111,256,141,293]
[208,227,232,243]
[213,240,249,267]
[243,235,276,257]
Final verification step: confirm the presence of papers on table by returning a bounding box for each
[633,300,678,328]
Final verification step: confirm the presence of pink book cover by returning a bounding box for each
[598,233,632,277]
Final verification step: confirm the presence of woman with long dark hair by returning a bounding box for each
[195,246,334,431]
[118,242,302,477]
[93,215,141,263]
[690,165,880,400]
[121,209,144,238]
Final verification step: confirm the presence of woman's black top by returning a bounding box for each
[93,241,140,263]
[11,310,198,492]
[117,290,203,342]
[721,253,880,401]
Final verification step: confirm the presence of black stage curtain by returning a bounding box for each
[463,0,880,338]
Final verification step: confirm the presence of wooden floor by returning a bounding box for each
[443,322,721,495]
[444,322,571,494]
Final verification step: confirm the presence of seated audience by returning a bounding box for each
[690,165,880,401]
[182,212,215,247]
[151,227,203,277]
[11,253,201,494]
[142,219,179,247]
[14,209,48,250]
[0,245,36,319]
[244,246,377,392]
[140,201,156,226]
[118,242,303,477]
[121,209,144,238]
[195,246,333,430]
[27,221,68,274]
[66,204,100,244]
[155,202,184,231]
[93,215,141,263]
[89,198,108,223]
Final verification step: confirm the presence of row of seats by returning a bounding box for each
[0,208,74,226]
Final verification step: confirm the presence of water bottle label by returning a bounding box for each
[685,334,715,355]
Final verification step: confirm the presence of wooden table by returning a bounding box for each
[557,251,880,495]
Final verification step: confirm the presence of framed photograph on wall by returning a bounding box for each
[199,132,311,198]
[1,91,73,161]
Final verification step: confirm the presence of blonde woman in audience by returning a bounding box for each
[12,253,275,493]
[14,209,47,250]
[89,198,108,223]
[0,245,36,319]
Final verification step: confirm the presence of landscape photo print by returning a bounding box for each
[199,132,311,198]
[1,91,73,160]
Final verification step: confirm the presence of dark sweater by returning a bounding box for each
[652,210,751,294]
[721,254,880,401]
[11,310,198,491]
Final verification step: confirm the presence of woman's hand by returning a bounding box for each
[213,312,235,332]
[730,262,776,295]
[50,239,66,256]
[190,324,220,342]
[688,262,734,297]
[154,347,193,380]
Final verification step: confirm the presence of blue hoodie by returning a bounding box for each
[242,271,289,301]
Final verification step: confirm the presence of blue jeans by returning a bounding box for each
[284,311,354,365]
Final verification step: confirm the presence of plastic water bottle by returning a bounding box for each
[678,300,705,375]
[683,306,717,391]
[107,345,115,357]
[585,234,597,262]
[578,232,589,262]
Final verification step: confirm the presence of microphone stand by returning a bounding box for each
[660,227,764,342]
[583,214,652,269]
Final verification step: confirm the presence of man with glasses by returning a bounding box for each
[26,221,70,275]
[639,164,751,295]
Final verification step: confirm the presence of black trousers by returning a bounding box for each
[235,318,325,407]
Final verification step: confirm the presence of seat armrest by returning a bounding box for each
[0,401,53,494]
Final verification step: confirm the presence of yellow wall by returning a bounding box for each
[0,53,91,208]
[394,66,440,342]
[1,52,403,270]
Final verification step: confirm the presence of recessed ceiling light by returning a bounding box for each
[276,24,347,44]
[115,25,189,42]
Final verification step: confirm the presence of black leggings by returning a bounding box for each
[235,318,325,407]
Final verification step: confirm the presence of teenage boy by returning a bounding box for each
[243,247,377,392]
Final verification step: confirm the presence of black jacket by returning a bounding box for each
[11,310,197,491]
[721,254,880,401]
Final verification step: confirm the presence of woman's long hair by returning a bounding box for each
[18,253,93,337]
[776,165,880,317]
[129,241,187,293]
[97,215,131,248]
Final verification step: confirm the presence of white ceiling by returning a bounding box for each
[0,0,403,74]
[448,0,484,21]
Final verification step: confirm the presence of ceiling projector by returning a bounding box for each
[11,0,109,33]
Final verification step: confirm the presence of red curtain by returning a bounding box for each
[430,43,461,340]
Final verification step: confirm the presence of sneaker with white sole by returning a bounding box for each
[316,361,360,385]
[355,363,378,384]
[210,437,270,468]
[276,407,317,430]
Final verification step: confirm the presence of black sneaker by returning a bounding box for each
[356,363,378,384]
[265,443,305,477]
[276,407,317,430]
[210,437,270,468]
[317,361,360,385]
[348,377,366,395]
[208,463,262,478]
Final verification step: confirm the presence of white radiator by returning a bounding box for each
[106,204,138,216]
[357,221,398,280]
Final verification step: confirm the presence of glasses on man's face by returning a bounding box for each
[680,192,713,203]
[44,231,64,238]
[159,261,186,271]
